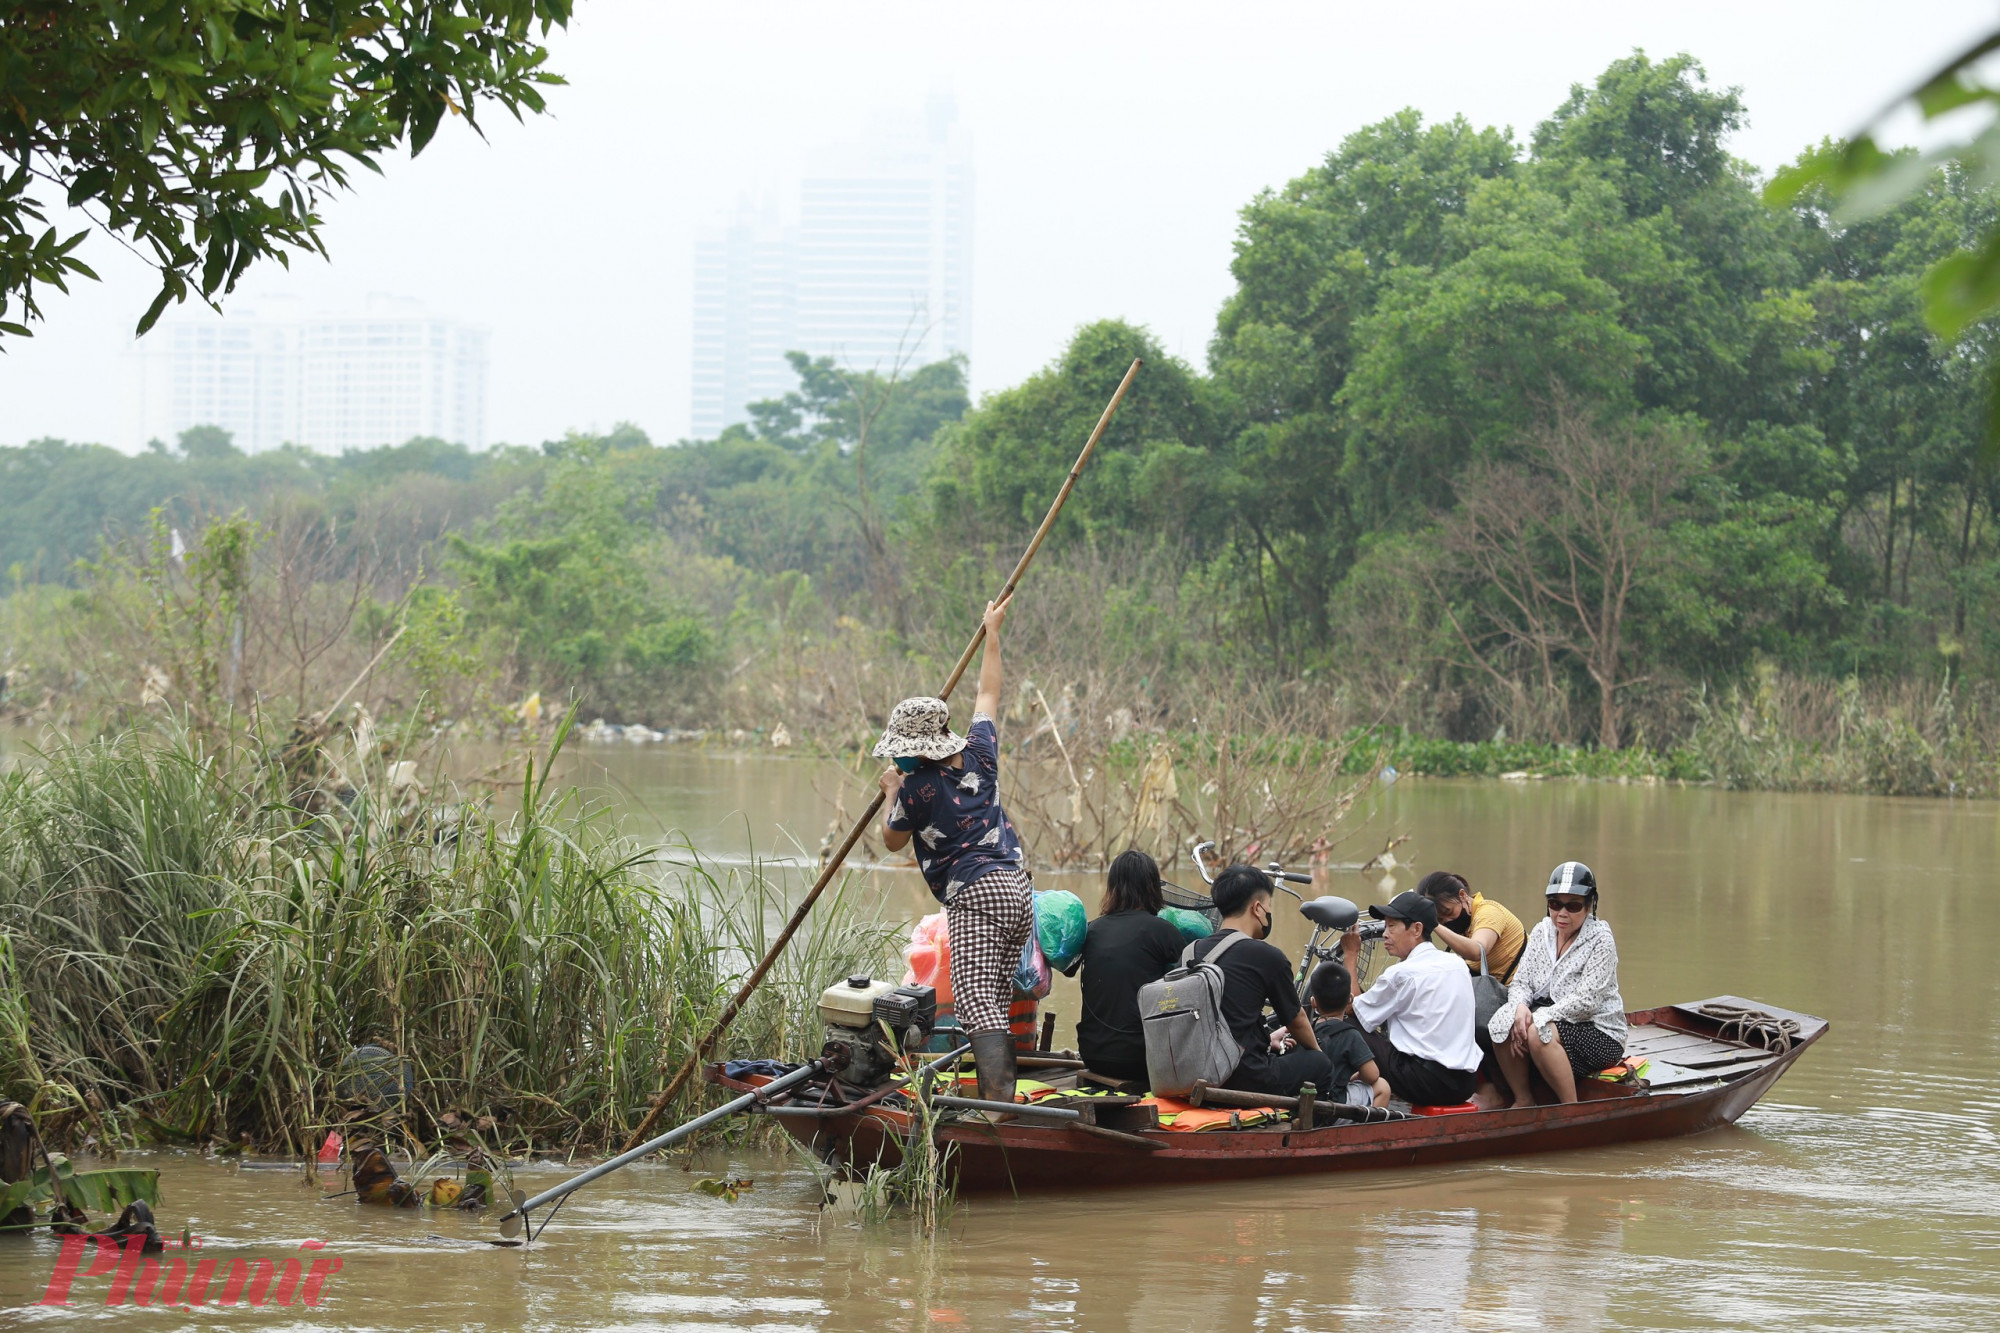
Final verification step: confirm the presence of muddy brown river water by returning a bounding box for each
[7,750,1999,1331]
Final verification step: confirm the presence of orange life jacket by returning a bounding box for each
[1136,1094,1280,1132]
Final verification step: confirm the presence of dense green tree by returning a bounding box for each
[929,50,2000,732]
[1216,109,1518,380]
[12,49,2000,744]
[1211,111,1518,623]
[1535,56,1811,428]
[176,424,240,461]
[447,437,713,716]
[2,0,567,337]
[1784,159,1999,666]
[927,320,1221,545]
[1342,55,1811,520]
[1769,24,2000,446]
[1340,175,1647,515]
[1532,51,1742,219]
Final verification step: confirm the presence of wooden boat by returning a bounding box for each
[709,995,1824,1192]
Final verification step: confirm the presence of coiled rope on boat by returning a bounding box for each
[1697,1002,1803,1053]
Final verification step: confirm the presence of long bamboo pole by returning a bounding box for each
[619,357,1143,1152]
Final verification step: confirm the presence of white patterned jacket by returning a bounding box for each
[1487,915,1627,1046]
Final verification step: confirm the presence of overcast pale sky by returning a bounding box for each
[2,1,1994,452]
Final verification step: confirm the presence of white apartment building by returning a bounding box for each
[690,94,973,439]
[132,297,487,453]
[691,209,799,440]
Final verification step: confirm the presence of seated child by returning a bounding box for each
[1308,962,1392,1108]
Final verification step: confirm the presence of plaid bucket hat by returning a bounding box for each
[872,696,967,761]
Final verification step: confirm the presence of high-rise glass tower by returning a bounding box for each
[690,94,973,439]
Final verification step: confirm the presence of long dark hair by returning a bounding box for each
[1416,870,1471,909]
[1102,849,1164,915]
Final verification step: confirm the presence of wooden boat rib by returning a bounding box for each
[708,995,1825,1192]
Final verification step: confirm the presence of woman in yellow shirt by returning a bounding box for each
[1417,872,1525,983]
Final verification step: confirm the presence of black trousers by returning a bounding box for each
[1364,1030,1477,1106]
[1226,1046,1334,1099]
[1554,1020,1625,1078]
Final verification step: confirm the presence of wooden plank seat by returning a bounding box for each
[1662,1044,1781,1068]
[1641,1054,1783,1089]
[1624,1025,1734,1056]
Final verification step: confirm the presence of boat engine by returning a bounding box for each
[818,976,937,1087]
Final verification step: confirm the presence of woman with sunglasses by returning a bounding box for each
[1487,862,1626,1107]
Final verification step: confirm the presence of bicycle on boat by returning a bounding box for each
[1173,838,1385,997]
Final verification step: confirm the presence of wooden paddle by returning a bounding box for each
[619,357,1144,1153]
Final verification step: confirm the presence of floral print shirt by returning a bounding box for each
[886,714,1025,903]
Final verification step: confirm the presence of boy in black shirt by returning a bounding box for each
[1308,962,1392,1108]
[1193,865,1332,1098]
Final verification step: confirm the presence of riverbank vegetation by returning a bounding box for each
[6,53,2000,799]
[0,721,898,1153]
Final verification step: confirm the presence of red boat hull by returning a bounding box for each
[725,1000,1822,1193]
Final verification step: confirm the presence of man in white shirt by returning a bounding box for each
[1341,891,1480,1106]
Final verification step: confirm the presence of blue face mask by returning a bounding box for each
[893,755,923,774]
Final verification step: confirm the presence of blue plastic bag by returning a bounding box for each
[1033,889,1088,973]
[1014,932,1053,999]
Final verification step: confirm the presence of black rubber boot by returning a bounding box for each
[969,1031,1018,1117]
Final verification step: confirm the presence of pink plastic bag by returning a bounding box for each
[903,911,953,1004]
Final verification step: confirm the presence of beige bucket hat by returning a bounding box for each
[872,696,967,761]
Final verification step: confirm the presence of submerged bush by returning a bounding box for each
[0,724,896,1153]
[1679,669,1995,796]
[1343,729,1693,781]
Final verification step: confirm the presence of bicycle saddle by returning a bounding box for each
[1300,895,1359,931]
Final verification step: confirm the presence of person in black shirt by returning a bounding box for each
[1307,962,1391,1108]
[1190,865,1333,1099]
[1076,850,1188,1081]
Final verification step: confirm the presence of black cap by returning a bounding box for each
[1368,891,1439,932]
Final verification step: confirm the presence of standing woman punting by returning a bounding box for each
[876,595,1032,1110]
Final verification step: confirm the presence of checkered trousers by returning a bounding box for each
[945,867,1035,1034]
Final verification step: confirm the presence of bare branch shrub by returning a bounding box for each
[41,505,494,742]
[1437,394,1699,748]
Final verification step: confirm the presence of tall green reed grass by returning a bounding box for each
[1681,668,1998,797]
[0,722,898,1154]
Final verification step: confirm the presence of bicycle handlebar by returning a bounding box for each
[1190,840,1312,892]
